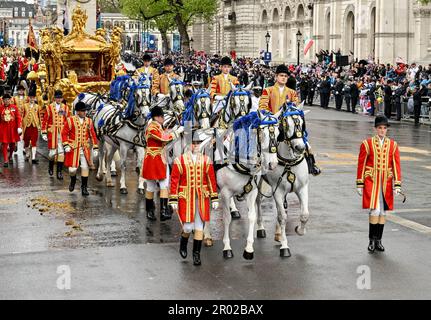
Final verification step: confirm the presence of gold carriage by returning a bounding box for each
[31,5,122,105]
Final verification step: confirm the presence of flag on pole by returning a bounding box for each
[27,18,38,50]
[303,39,314,56]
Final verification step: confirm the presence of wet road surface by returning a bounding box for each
[0,106,430,299]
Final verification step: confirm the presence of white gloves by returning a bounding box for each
[64,146,71,153]
[42,134,48,141]
[17,128,22,135]
[215,95,224,101]
[394,188,401,196]
[356,188,363,196]
[212,202,219,210]
[93,149,99,158]
[175,126,184,135]
[170,203,178,211]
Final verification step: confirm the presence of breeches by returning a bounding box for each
[48,136,64,160]
[146,165,170,192]
[23,126,39,147]
[69,148,89,176]
[183,198,205,233]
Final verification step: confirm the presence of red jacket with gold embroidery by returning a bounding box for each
[142,121,177,180]
[356,136,402,211]
[0,104,22,143]
[169,152,218,223]
[61,115,98,168]
[41,103,70,149]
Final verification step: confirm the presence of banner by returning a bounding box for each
[27,19,38,50]
[303,39,314,56]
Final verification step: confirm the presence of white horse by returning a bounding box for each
[93,77,151,194]
[256,103,310,258]
[216,111,279,260]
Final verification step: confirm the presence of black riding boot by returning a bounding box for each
[306,153,321,176]
[146,198,156,221]
[193,239,202,266]
[69,175,77,192]
[179,235,189,259]
[375,224,385,252]
[48,160,54,176]
[81,176,90,196]
[368,223,377,253]
[56,162,64,180]
[160,198,172,221]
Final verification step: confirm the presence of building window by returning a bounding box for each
[29,11,33,18]
[14,8,18,17]
[22,8,26,17]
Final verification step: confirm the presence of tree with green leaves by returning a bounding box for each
[120,0,217,56]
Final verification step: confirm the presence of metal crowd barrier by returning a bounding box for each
[399,96,431,124]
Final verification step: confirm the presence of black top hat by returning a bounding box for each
[150,106,164,118]
[2,93,12,99]
[220,56,232,66]
[276,64,289,75]
[374,115,390,127]
[74,101,89,112]
[164,58,174,66]
[143,54,152,61]
[28,87,37,97]
[17,85,25,91]
[54,90,63,98]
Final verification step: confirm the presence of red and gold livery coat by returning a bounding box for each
[22,101,41,134]
[0,103,22,143]
[61,116,98,168]
[41,103,70,149]
[259,83,300,113]
[142,121,177,181]
[158,72,180,95]
[13,95,28,115]
[169,153,218,223]
[356,136,402,211]
[209,73,239,99]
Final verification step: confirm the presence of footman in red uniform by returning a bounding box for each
[0,93,22,167]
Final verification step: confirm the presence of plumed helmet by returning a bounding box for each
[374,115,390,127]
[275,64,289,75]
[220,56,232,66]
[150,105,164,118]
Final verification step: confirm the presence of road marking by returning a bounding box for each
[423,166,431,170]
[395,208,430,213]
[0,198,18,205]
[386,213,431,235]
[399,147,430,155]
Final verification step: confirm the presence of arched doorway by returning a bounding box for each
[272,8,279,58]
[370,7,376,59]
[345,11,355,55]
[325,12,330,50]
[284,7,292,60]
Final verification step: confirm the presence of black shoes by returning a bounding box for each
[69,175,77,192]
[81,176,89,196]
[160,198,172,221]
[32,159,39,164]
[180,236,188,259]
[3,162,8,168]
[193,239,202,266]
[368,223,385,253]
[375,224,385,252]
[368,239,376,253]
[146,198,156,221]
[48,160,54,176]
[57,162,64,180]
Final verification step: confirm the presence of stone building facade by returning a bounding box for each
[191,0,431,64]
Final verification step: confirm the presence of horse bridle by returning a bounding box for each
[230,90,250,118]
[194,91,211,122]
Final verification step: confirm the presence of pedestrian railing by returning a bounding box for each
[400,97,431,124]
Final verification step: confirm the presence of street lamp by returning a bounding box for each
[265,31,271,53]
[296,29,302,66]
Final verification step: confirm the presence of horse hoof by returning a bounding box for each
[137,189,145,195]
[223,250,234,259]
[120,188,128,195]
[106,182,114,187]
[280,248,291,258]
[243,250,254,260]
[257,230,266,238]
[274,233,282,242]
[295,226,306,236]
[230,211,241,220]
[204,238,213,247]
[95,175,103,182]
[111,171,117,177]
